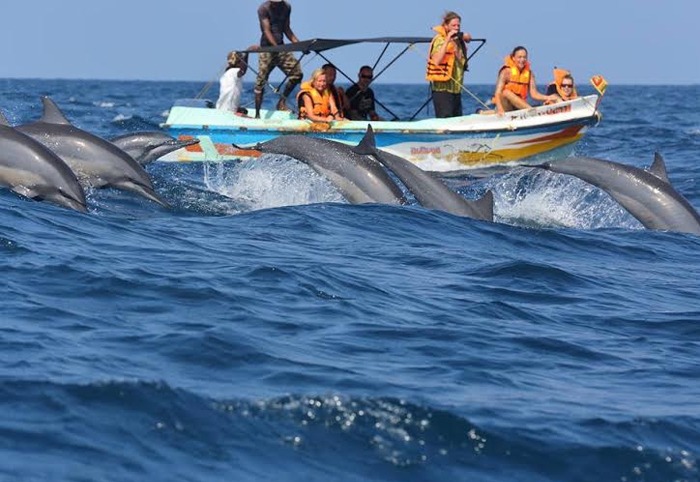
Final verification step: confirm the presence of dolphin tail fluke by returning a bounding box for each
[351,124,378,156]
[649,152,670,183]
[40,96,72,125]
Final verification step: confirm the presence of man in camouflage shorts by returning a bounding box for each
[255,0,303,118]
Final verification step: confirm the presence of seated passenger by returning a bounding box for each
[296,68,343,122]
[545,69,578,103]
[322,63,349,117]
[492,46,559,115]
[215,51,249,115]
[345,66,382,121]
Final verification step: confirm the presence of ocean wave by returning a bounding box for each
[0,381,696,481]
[109,114,162,132]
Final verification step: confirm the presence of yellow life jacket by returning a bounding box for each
[425,25,466,82]
[501,55,531,100]
[296,82,332,118]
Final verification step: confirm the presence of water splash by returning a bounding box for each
[202,155,345,212]
[486,167,643,230]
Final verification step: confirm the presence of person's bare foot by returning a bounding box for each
[276,98,291,111]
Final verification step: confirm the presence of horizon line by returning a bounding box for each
[1,77,699,87]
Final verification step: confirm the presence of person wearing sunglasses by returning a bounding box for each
[544,69,579,104]
[492,46,559,115]
[426,11,472,118]
[345,66,382,121]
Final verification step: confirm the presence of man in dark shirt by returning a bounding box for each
[254,0,303,118]
[344,66,382,121]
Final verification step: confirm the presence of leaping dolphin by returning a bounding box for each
[534,155,700,235]
[352,126,494,222]
[16,97,168,208]
[0,111,87,212]
[110,131,199,166]
[248,135,407,205]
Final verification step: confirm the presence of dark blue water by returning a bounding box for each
[1,79,699,482]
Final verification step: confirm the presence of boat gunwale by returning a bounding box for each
[164,95,600,136]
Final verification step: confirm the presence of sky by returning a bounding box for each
[1,0,698,85]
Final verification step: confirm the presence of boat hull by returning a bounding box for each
[161,95,601,172]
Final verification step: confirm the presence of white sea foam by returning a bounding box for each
[111,113,132,122]
[486,168,642,230]
[203,155,344,212]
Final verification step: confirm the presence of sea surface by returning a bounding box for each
[0,79,699,482]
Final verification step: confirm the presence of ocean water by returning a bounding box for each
[0,79,699,482]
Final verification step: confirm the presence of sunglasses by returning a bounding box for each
[561,84,574,88]
[360,74,373,79]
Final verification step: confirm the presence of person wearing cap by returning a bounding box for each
[216,51,249,115]
[254,0,303,118]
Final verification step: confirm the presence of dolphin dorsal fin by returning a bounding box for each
[0,110,10,126]
[649,152,670,183]
[39,96,72,125]
[352,124,378,156]
[475,190,495,222]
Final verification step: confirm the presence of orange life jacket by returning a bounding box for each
[548,68,578,101]
[296,82,332,119]
[501,55,531,100]
[425,25,466,82]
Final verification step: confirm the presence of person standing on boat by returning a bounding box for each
[296,68,342,122]
[215,51,249,115]
[345,66,382,121]
[426,11,472,118]
[254,0,303,118]
[492,46,559,115]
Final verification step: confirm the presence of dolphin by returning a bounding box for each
[110,131,199,166]
[15,97,168,208]
[352,126,494,222]
[0,111,87,212]
[534,154,700,235]
[248,135,407,205]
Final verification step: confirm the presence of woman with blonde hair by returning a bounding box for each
[295,68,343,122]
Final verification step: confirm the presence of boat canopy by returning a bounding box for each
[239,37,436,55]
[235,36,487,121]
